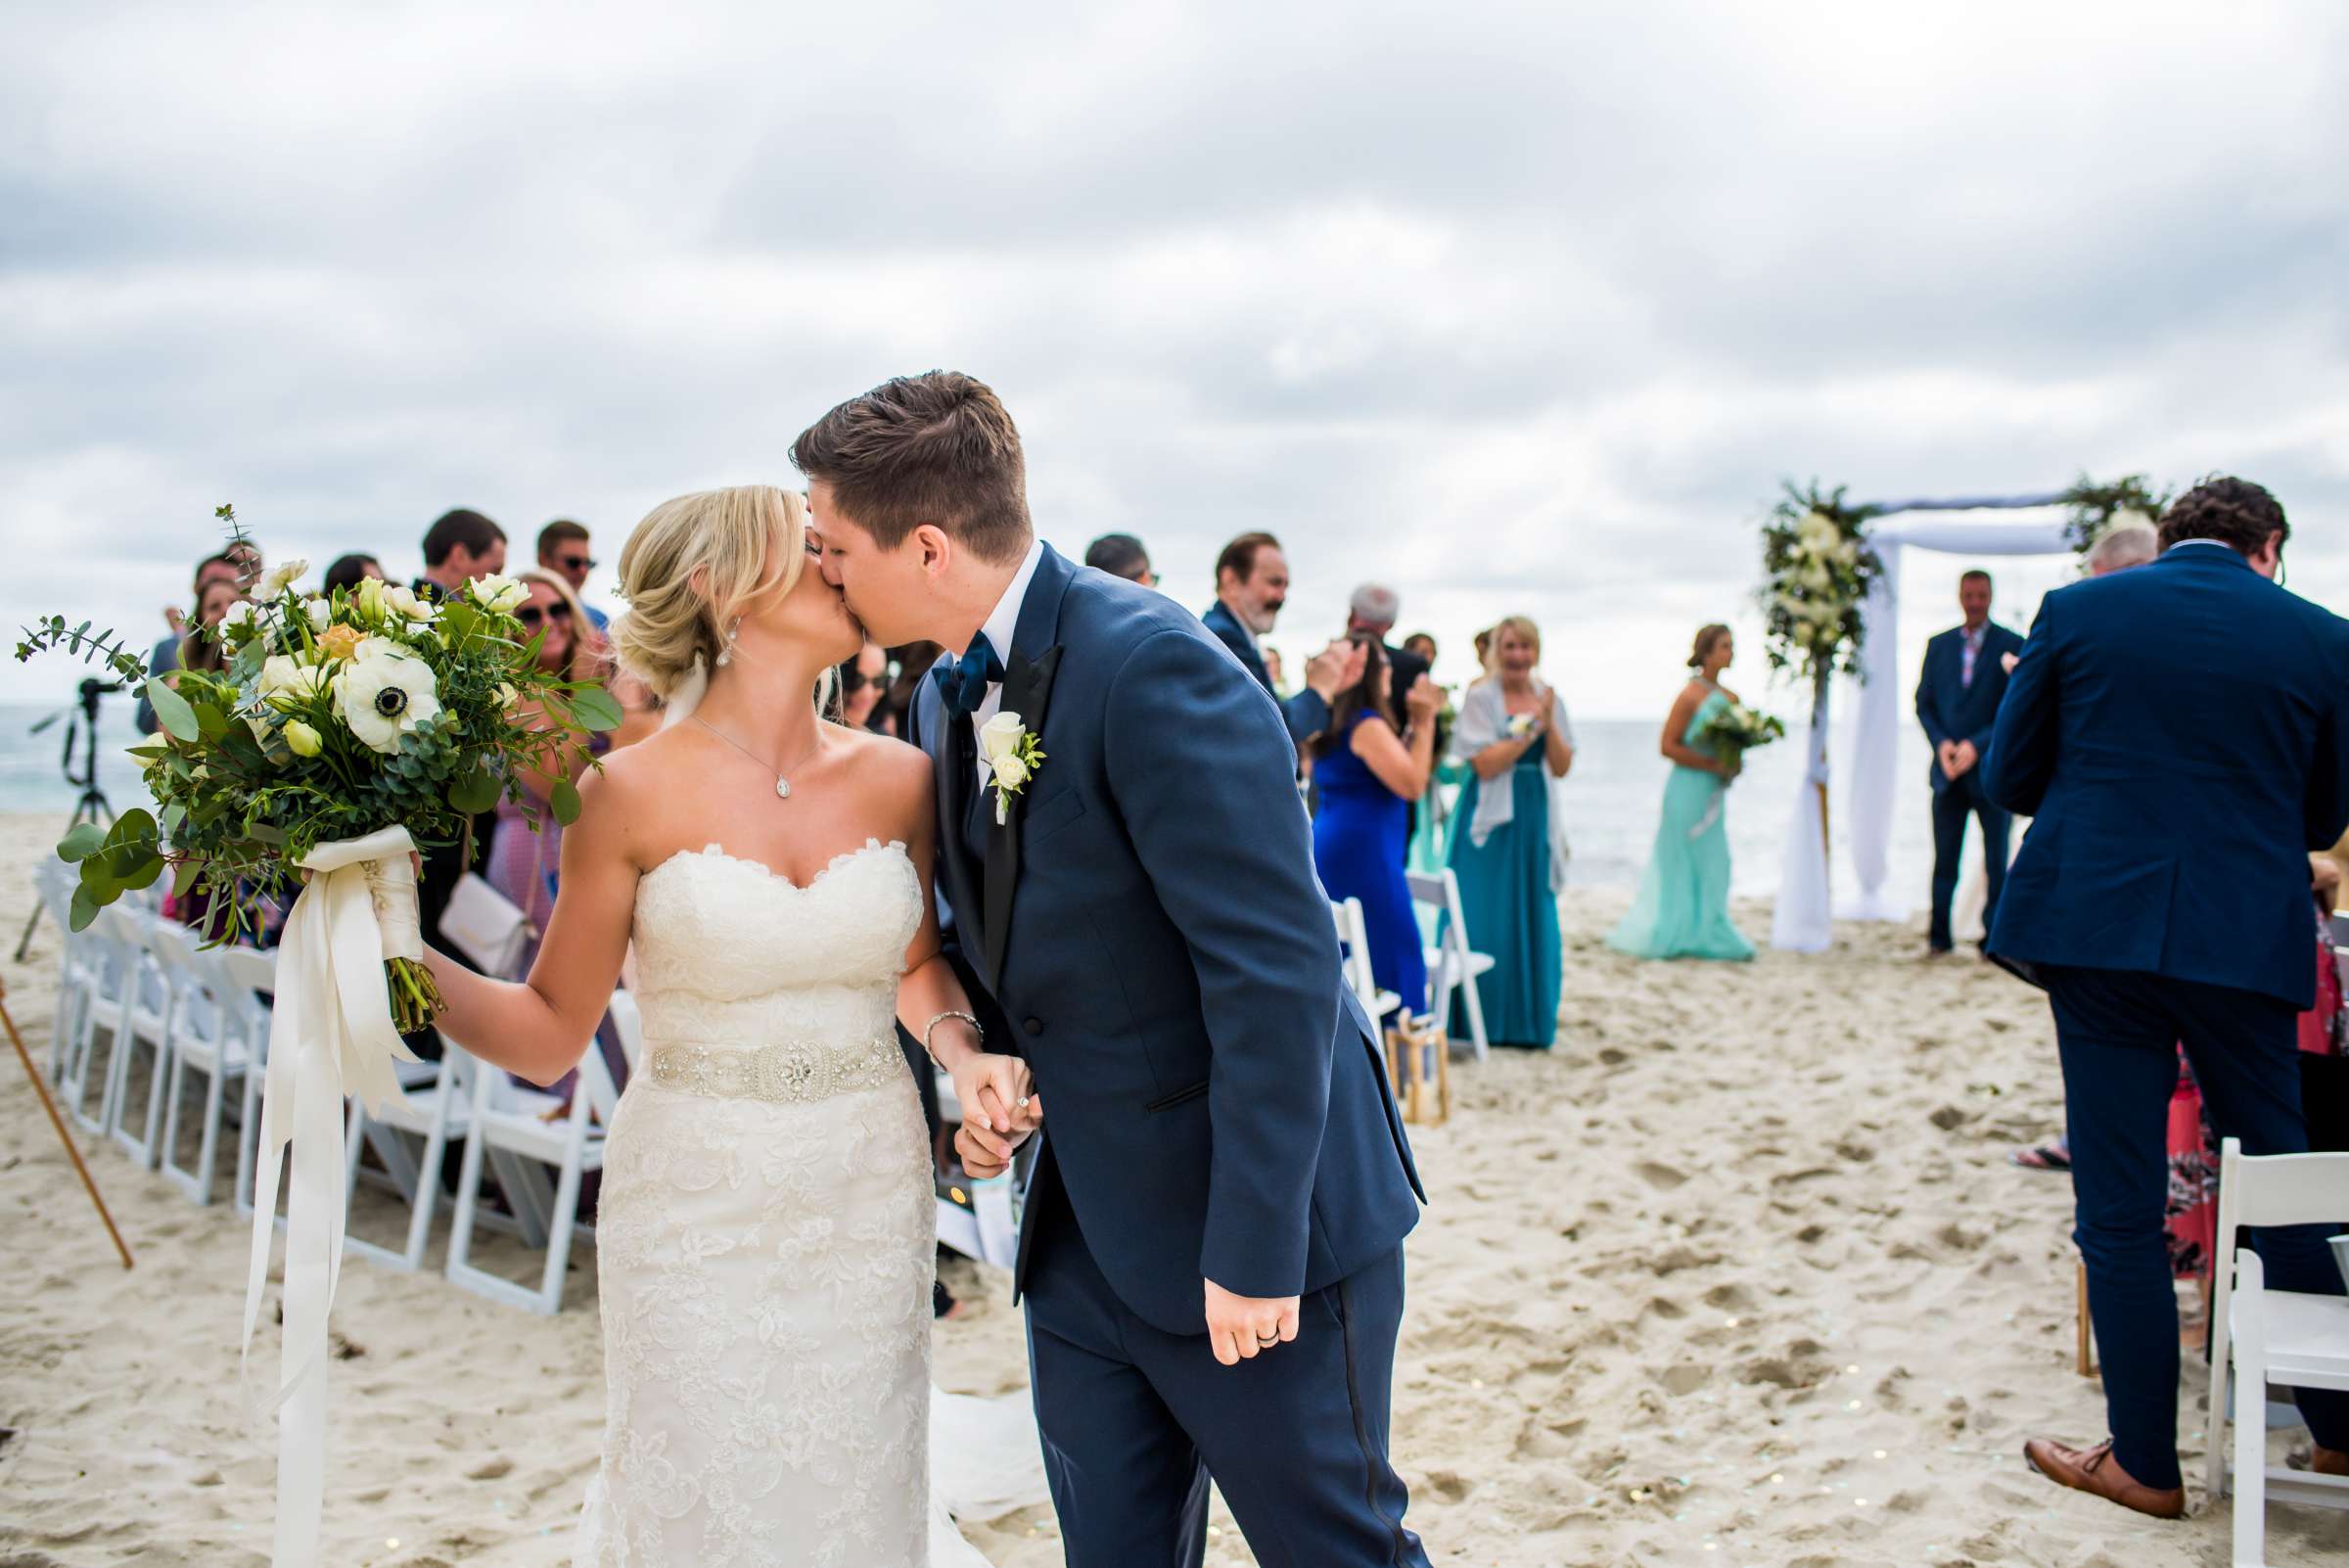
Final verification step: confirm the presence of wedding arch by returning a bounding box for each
[1760,479,2164,953]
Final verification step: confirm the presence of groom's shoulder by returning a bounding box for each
[1057,561,1226,661]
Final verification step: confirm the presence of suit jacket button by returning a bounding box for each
[1023,1018,1043,1036]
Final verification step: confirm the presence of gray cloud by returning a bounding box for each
[5,1,2346,719]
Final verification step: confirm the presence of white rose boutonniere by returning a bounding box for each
[977,710,1046,826]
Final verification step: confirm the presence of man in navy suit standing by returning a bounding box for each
[1986,477,2349,1517]
[1915,570,2026,954]
[800,373,1430,1568]
[1202,530,1364,751]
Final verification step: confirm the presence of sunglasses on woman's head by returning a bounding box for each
[516,603,573,627]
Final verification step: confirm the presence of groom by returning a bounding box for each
[798,372,1430,1568]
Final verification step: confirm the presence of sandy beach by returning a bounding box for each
[3,807,2344,1567]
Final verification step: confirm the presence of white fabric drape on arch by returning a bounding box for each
[1770,507,2072,952]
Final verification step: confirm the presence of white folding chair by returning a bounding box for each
[50,892,137,1131]
[100,906,175,1170]
[341,1037,479,1270]
[144,921,262,1205]
[1331,897,1400,1023]
[605,990,645,1077]
[1408,868,1494,1062]
[2204,1137,2349,1564]
[445,1046,614,1313]
[217,945,278,1219]
[33,858,101,1084]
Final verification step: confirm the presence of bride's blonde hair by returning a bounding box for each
[612,485,810,701]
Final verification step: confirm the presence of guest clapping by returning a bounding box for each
[1988,477,2349,1516]
[1312,638,1440,1019]
[1445,616,1573,1048]
[1606,624,1754,962]
[1202,530,1363,749]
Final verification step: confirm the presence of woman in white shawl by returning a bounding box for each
[1444,616,1574,1048]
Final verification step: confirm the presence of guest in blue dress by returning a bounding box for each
[1607,624,1755,961]
[1445,617,1576,1048]
[1312,637,1441,1018]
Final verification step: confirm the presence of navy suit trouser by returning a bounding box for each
[2045,965,2349,1489]
[1928,767,2010,950]
[1023,1194,1428,1568]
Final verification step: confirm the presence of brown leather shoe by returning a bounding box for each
[2022,1437,2186,1519]
[2313,1446,2349,1477]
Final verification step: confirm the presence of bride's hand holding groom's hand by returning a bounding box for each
[942,1036,1040,1179]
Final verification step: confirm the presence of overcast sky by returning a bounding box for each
[4,1,2344,718]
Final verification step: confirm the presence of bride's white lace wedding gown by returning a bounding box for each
[576,840,935,1567]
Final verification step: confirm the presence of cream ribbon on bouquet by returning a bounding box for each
[241,826,424,1567]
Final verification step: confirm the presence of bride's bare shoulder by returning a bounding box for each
[829,722,931,790]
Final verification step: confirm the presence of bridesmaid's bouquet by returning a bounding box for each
[1694,701,1785,777]
[15,507,620,1033]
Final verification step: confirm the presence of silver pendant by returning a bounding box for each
[774,777,792,800]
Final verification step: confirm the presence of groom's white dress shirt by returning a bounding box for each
[969,536,1044,793]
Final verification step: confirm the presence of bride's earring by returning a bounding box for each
[715,617,743,668]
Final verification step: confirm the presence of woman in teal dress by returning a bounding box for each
[1608,623,1754,961]
[1445,616,1575,1048]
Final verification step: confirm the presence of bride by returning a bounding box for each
[420,484,1039,1567]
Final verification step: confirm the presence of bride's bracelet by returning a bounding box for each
[922,1010,983,1064]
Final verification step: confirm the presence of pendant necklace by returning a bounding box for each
[693,715,822,800]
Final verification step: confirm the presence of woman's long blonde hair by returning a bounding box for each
[611,485,809,700]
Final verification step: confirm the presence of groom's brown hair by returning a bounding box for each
[791,371,1033,564]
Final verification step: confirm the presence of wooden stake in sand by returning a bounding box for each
[0,973,134,1270]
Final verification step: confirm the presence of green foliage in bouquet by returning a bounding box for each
[2058,473,2170,557]
[16,506,621,1031]
[1693,699,1786,775]
[1758,480,1884,680]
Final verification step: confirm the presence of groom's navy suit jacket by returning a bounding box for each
[1985,542,2349,1009]
[912,545,1423,1335]
[1914,620,2024,792]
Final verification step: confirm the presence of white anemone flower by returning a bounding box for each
[336,642,440,753]
[467,574,529,614]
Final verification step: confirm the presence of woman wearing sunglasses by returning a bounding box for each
[484,569,604,973]
[834,638,894,733]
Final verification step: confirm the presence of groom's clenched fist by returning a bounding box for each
[1204,1278,1301,1366]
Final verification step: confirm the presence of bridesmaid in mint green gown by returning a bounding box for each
[1608,623,1755,961]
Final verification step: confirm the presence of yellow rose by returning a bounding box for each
[283,719,322,757]
[318,622,366,662]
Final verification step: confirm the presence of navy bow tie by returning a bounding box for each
[934,636,1006,720]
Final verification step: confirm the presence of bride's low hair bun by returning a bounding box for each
[611,485,809,701]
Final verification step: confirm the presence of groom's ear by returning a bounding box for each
[913,523,953,579]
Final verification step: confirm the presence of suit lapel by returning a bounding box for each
[980,545,1075,992]
[920,673,983,940]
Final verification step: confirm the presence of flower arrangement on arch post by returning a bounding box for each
[1758,480,1884,683]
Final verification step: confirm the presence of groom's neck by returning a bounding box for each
[940,542,1029,651]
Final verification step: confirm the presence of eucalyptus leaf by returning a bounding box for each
[106,807,158,849]
[193,702,229,742]
[116,853,165,892]
[551,777,582,825]
[147,676,200,742]
[68,885,100,932]
[568,684,624,732]
[172,860,203,898]
[57,822,107,862]
[448,768,502,814]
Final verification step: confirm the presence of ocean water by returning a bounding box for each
[0,697,1949,915]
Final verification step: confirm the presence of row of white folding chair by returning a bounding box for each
[1406,867,1495,1062]
[2203,1137,2349,1565]
[341,1000,624,1314]
[144,918,274,1206]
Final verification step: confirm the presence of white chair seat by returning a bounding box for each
[1421,943,1496,979]
[2245,1289,2349,1389]
[445,1021,617,1314]
[1408,869,1495,1060]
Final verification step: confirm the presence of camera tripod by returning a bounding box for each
[14,677,121,961]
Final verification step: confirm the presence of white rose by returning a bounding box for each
[218,600,260,638]
[336,643,441,753]
[382,583,436,622]
[257,653,333,707]
[991,753,1031,789]
[257,558,309,599]
[1796,512,1840,555]
[977,711,1027,768]
[305,596,331,631]
[468,574,530,614]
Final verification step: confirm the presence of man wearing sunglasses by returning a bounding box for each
[537,518,610,632]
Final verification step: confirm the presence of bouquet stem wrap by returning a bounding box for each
[241,826,424,1567]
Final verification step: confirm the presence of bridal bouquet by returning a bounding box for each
[16,508,620,1032]
[1694,701,1785,774]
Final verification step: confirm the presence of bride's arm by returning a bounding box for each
[878,742,1036,1163]
[420,765,638,1086]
